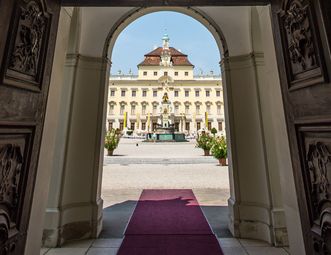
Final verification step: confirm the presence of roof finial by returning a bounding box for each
[162,32,170,49]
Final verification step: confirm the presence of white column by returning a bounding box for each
[42,54,109,247]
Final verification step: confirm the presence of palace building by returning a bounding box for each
[107,35,225,135]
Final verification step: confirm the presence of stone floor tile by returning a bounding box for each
[40,248,49,255]
[245,247,289,255]
[86,247,119,255]
[239,239,270,247]
[46,248,89,255]
[61,239,95,248]
[218,238,242,247]
[221,246,248,255]
[283,247,291,254]
[92,238,123,248]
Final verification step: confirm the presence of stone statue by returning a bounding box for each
[162,92,169,103]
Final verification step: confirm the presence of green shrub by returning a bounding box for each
[211,136,227,159]
[196,133,214,151]
[105,129,121,152]
[211,128,218,136]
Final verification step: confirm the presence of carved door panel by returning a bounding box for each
[271,0,331,254]
[0,0,60,254]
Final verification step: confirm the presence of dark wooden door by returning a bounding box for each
[271,0,331,254]
[0,0,60,254]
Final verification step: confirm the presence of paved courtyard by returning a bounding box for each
[41,139,290,255]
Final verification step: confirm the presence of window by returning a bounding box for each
[153,90,157,97]
[197,122,201,130]
[108,121,113,131]
[132,90,136,97]
[119,122,124,131]
[153,105,157,114]
[175,105,179,114]
[164,71,168,76]
[121,90,126,97]
[206,90,210,97]
[216,90,221,97]
[174,90,179,97]
[142,105,146,115]
[208,122,212,130]
[110,90,115,96]
[130,122,135,130]
[185,91,189,97]
[143,71,147,76]
[154,71,158,76]
[109,105,114,115]
[185,105,190,114]
[218,122,223,131]
[207,105,211,114]
[185,122,190,131]
[131,105,136,115]
[152,122,157,131]
[217,105,222,115]
[175,122,179,132]
[120,105,125,115]
[196,105,200,115]
[185,72,189,76]
[142,90,147,97]
[142,122,146,130]
[195,90,200,97]
[175,72,178,76]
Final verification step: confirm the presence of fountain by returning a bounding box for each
[145,91,187,142]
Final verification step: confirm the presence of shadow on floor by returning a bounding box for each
[100,200,232,238]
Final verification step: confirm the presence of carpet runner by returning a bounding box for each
[117,189,224,255]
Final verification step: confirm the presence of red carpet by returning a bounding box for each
[117,189,224,255]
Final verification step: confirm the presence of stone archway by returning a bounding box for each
[13,1,330,255]
[35,4,300,252]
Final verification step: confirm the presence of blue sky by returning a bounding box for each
[110,11,221,76]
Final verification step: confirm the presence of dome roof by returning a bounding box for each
[162,33,170,41]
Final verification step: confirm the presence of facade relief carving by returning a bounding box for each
[0,144,24,254]
[4,0,50,90]
[304,139,331,254]
[280,0,316,73]
[0,144,23,211]
[279,0,326,89]
[9,1,46,77]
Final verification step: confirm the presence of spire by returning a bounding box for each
[162,33,170,49]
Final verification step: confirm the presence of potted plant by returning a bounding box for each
[104,129,121,156]
[196,133,214,156]
[211,136,227,166]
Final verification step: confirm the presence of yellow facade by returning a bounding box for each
[107,38,225,135]
[108,75,224,135]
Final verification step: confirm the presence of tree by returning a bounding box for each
[211,127,218,136]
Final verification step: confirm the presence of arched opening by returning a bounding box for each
[36,5,302,255]
[101,9,231,242]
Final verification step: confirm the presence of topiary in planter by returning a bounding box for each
[104,129,121,156]
[196,133,214,156]
[211,136,227,166]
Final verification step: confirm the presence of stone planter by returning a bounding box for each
[219,158,227,166]
[204,150,210,156]
[107,149,114,156]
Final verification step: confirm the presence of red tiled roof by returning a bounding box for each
[138,47,194,67]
